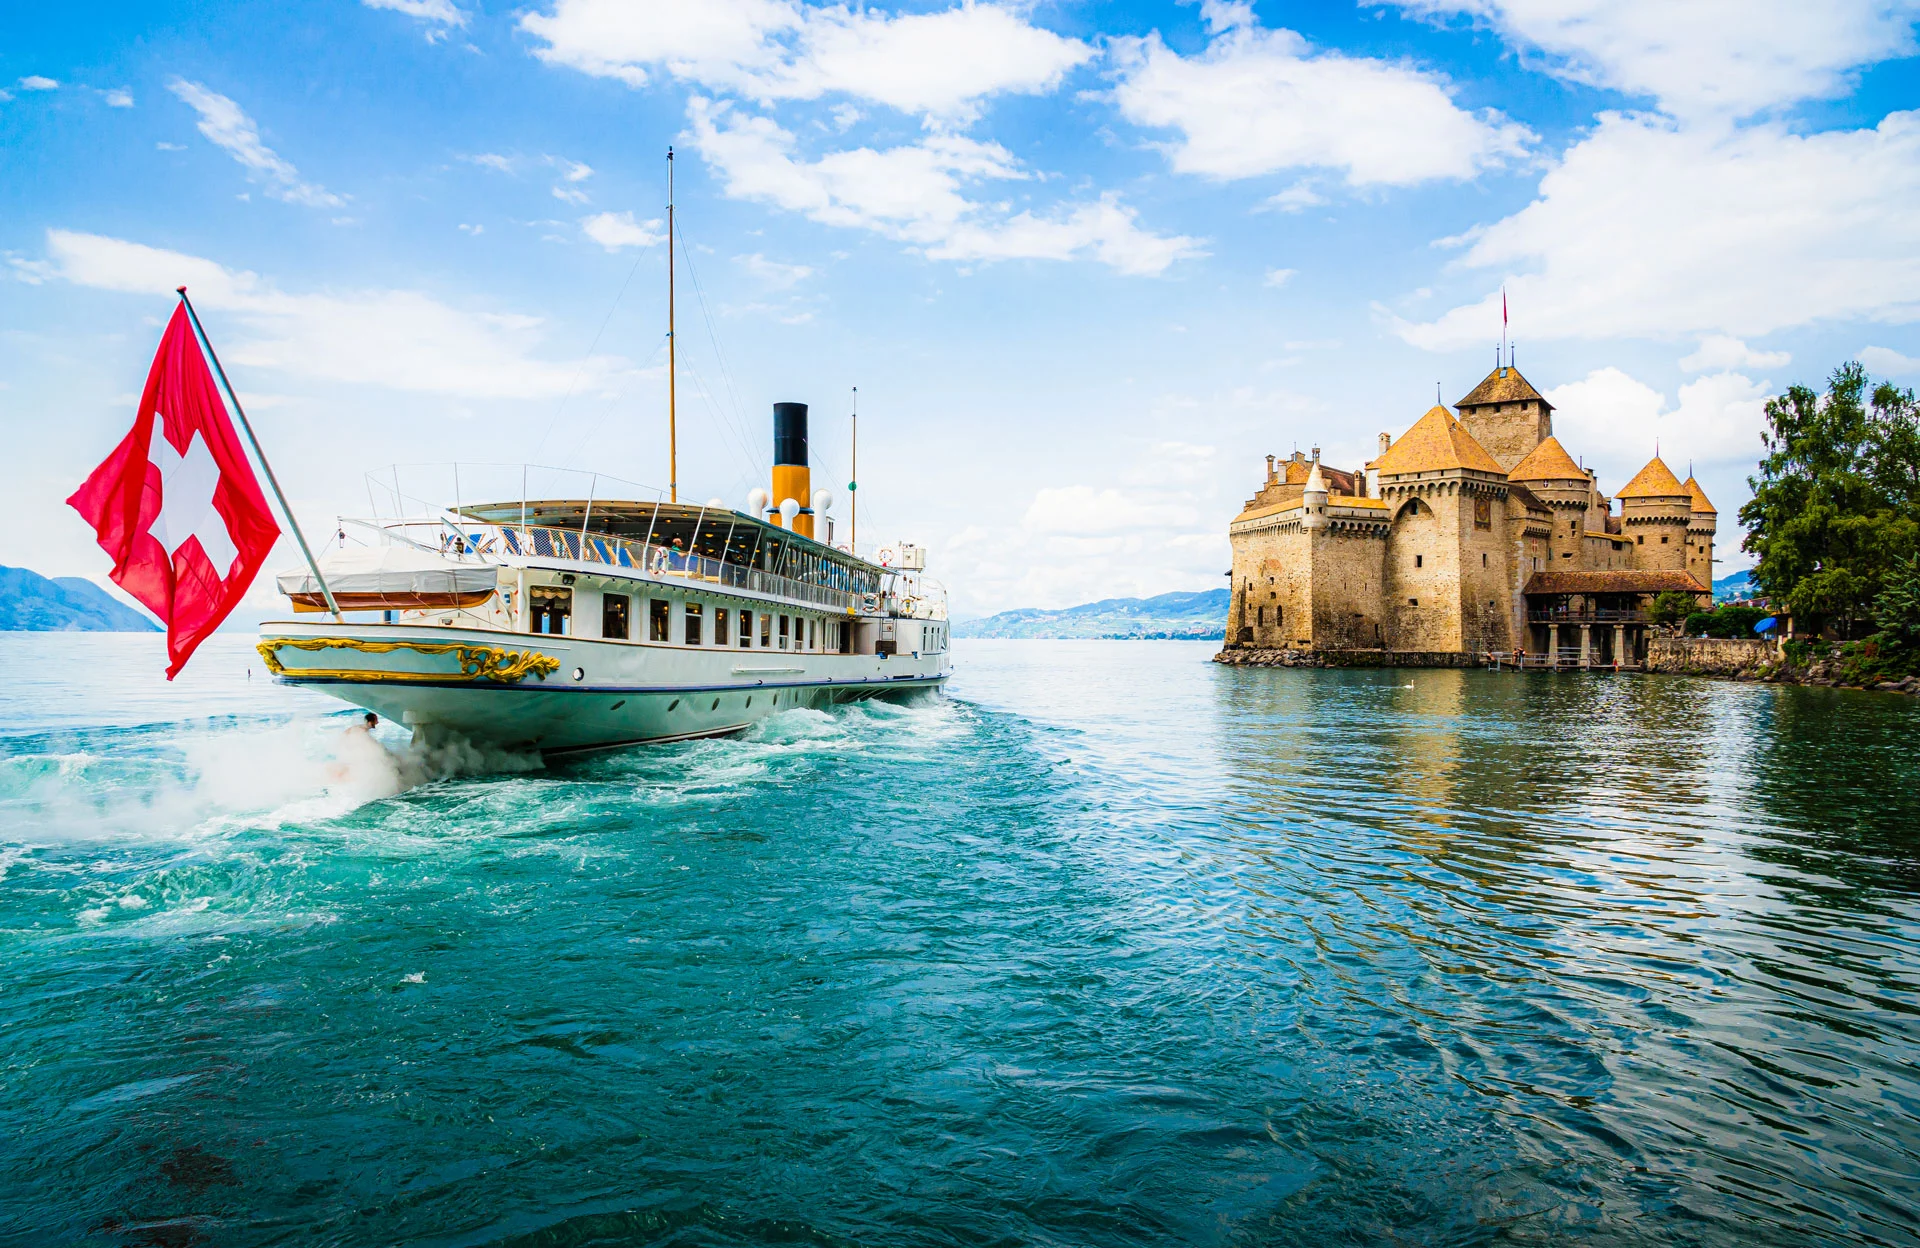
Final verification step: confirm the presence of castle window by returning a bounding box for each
[1276,607,1283,626]
[1661,535,1669,544]
[1637,535,1644,544]
[1482,553,1488,567]
[1415,555,1423,568]
[1408,598,1419,607]
[1258,605,1266,625]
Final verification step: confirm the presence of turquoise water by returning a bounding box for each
[3,634,1919,1247]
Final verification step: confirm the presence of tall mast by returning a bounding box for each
[667,146,677,504]
[850,386,858,558]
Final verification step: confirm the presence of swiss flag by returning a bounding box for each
[68,303,280,678]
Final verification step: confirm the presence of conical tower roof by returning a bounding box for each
[1616,455,1688,499]
[1683,476,1716,514]
[1373,405,1506,476]
[1507,435,1587,482]
[1455,365,1553,412]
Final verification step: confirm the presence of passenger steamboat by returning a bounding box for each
[257,401,949,753]
[257,148,948,753]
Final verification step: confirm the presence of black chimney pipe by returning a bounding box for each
[773,402,808,466]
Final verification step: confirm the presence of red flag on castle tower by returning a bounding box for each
[67,304,281,678]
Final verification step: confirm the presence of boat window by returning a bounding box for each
[530,585,572,635]
[840,621,853,654]
[760,613,772,648]
[778,615,790,650]
[602,593,630,641]
[685,602,704,645]
[739,609,753,647]
[807,618,816,651]
[714,608,730,646]
[650,599,670,642]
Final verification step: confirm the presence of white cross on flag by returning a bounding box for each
[69,303,280,678]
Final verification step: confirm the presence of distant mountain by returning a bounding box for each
[1713,568,1757,603]
[0,565,159,632]
[955,588,1229,640]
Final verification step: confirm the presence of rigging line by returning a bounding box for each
[559,331,671,468]
[678,340,758,480]
[672,216,760,467]
[532,241,653,460]
[675,344,761,497]
[666,263,763,492]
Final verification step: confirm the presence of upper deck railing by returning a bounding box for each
[346,518,947,619]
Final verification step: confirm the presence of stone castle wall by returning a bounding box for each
[1311,529,1388,649]
[1646,636,1772,674]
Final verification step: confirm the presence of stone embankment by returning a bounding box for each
[1648,636,1919,694]
[1645,637,1771,676]
[1213,648,1477,669]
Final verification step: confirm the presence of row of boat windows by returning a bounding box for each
[534,587,843,651]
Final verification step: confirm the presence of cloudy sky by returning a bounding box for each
[5,0,1919,616]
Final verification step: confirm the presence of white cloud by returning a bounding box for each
[102,88,133,108]
[581,211,665,251]
[362,0,467,28]
[550,156,593,181]
[31,229,630,400]
[519,0,1092,122]
[1861,345,1920,376]
[1264,183,1325,213]
[938,440,1231,610]
[1111,1,1530,186]
[19,76,58,91]
[457,223,484,236]
[1680,335,1790,373]
[689,98,1200,275]
[465,152,515,173]
[1545,366,1771,487]
[166,79,344,208]
[551,186,590,205]
[1397,0,1920,119]
[156,141,185,151]
[1264,268,1296,287]
[1398,111,1920,349]
[738,252,813,288]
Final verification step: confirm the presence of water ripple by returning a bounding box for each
[0,639,1917,1246]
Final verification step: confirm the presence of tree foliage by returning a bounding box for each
[1649,590,1696,626]
[1683,605,1770,638]
[1739,362,1920,634]
[1875,552,1920,651]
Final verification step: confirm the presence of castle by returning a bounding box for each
[1224,362,1715,666]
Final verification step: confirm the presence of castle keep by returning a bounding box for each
[1225,363,1715,666]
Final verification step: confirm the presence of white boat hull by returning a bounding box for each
[257,620,949,753]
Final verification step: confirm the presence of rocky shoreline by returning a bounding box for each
[1674,654,1920,694]
[1214,641,1920,695]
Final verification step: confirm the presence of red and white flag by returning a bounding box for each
[68,304,280,678]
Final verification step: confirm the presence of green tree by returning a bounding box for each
[1650,590,1695,627]
[1875,552,1920,651]
[1740,363,1920,636]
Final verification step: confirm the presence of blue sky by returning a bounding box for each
[5,0,1920,615]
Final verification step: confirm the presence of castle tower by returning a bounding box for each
[1372,405,1513,653]
[1302,462,1329,531]
[1507,435,1594,566]
[1616,455,1692,571]
[1453,364,1554,474]
[1683,475,1717,588]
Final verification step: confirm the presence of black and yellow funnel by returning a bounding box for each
[770,401,813,538]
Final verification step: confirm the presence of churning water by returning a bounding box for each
[2,634,1917,1246]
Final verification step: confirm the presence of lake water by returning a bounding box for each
[3,634,1918,1247]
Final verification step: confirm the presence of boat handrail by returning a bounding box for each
[340,517,863,613]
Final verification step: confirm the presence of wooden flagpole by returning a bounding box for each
[176,287,342,621]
